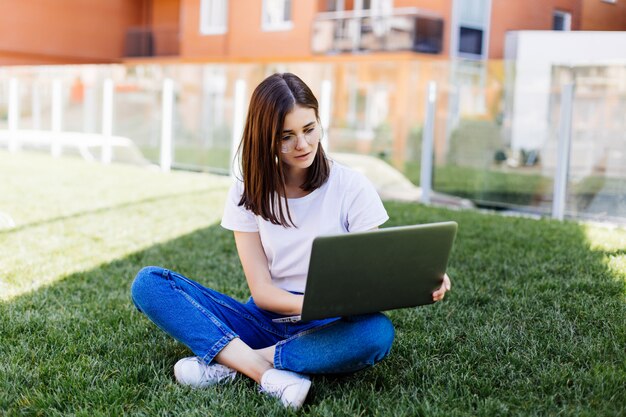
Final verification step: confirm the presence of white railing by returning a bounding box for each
[1,61,624,223]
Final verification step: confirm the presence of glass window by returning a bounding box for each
[459,26,483,55]
[199,0,228,35]
[262,0,293,31]
[552,10,571,31]
[452,0,491,59]
[457,0,488,27]
[326,0,345,12]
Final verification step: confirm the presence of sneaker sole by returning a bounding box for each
[289,378,312,409]
[173,361,236,388]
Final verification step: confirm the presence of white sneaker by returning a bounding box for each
[260,368,311,409]
[173,357,237,388]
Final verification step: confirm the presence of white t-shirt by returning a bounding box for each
[221,161,389,293]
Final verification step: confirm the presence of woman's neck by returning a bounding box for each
[282,166,309,198]
[283,165,307,187]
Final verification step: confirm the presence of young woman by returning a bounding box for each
[131,73,451,409]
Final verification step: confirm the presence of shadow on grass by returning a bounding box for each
[1,206,625,416]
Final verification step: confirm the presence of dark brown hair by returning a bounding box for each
[237,73,330,227]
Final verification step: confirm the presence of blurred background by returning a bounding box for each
[1,0,625,223]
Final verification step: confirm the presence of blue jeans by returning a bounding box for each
[131,266,394,374]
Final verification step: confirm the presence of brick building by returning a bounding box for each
[1,0,625,65]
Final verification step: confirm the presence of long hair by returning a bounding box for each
[237,73,330,228]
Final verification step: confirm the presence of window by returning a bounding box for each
[458,26,483,55]
[200,0,228,35]
[326,0,345,11]
[262,0,293,31]
[353,0,393,12]
[552,10,571,31]
[452,0,491,59]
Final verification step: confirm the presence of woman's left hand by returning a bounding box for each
[432,273,451,302]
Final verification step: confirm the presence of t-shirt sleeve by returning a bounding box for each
[345,172,389,232]
[221,180,259,232]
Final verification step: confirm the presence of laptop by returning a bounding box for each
[272,221,458,323]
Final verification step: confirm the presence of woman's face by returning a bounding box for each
[280,105,320,171]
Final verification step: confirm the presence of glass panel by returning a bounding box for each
[457,0,489,27]
[559,64,626,221]
[113,65,162,164]
[170,64,233,173]
[1,60,623,223]
[0,74,8,130]
[284,0,292,22]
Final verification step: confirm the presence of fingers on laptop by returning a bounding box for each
[432,286,445,301]
[432,274,451,302]
[443,273,451,291]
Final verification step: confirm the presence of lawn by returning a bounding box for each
[1,150,625,416]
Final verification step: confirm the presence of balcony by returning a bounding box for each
[124,26,180,58]
[311,7,443,55]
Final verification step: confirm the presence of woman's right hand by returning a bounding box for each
[432,273,451,302]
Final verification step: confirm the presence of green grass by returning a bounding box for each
[139,146,232,173]
[1,150,625,416]
[404,163,552,207]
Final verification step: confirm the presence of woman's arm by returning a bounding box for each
[234,231,303,316]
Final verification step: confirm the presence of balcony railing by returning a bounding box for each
[312,7,443,54]
[124,26,180,57]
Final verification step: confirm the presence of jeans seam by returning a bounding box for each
[161,268,177,291]
[169,276,239,360]
[169,270,287,338]
[202,335,236,363]
[174,287,237,339]
[274,319,342,370]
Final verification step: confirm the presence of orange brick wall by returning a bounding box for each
[228,0,318,59]
[489,0,582,59]
[179,0,229,56]
[0,0,143,65]
[152,0,181,55]
[581,0,626,31]
[180,0,318,59]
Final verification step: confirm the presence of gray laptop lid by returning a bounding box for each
[300,221,457,321]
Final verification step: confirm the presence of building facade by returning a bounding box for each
[1,0,625,66]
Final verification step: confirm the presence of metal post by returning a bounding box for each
[101,78,114,164]
[32,81,41,130]
[352,0,363,52]
[160,78,174,172]
[51,79,63,157]
[83,85,96,133]
[230,79,246,177]
[552,83,574,221]
[319,79,332,151]
[8,78,19,152]
[420,81,437,204]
